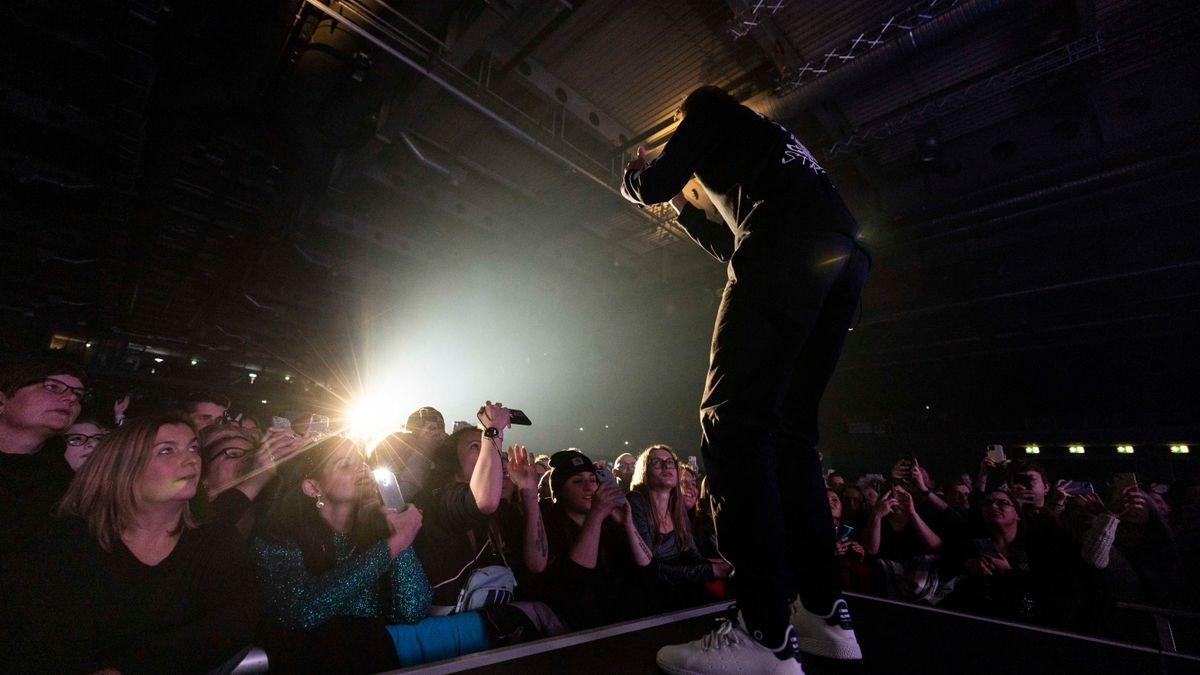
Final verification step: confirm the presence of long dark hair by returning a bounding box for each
[259,436,388,574]
[425,426,480,489]
[630,444,693,553]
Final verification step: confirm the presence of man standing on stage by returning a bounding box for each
[622,85,869,674]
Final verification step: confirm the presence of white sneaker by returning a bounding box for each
[656,612,805,675]
[790,597,862,660]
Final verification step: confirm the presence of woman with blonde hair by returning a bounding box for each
[627,444,731,608]
[2,414,260,674]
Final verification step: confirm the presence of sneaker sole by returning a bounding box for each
[795,635,862,660]
[656,652,807,675]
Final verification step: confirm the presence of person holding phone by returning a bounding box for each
[623,85,869,673]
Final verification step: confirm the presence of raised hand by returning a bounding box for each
[383,505,423,557]
[478,401,512,431]
[507,444,540,492]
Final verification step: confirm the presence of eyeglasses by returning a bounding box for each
[647,457,678,470]
[42,378,90,403]
[65,432,108,446]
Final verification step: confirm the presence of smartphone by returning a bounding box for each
[373,467,406,511]
[594,466,627,503]
[271,416,292,430]
[308,414,330,435]
[1062,480,1095,496]
[476,406,533,426]
[838,525,855,541]
[985,445,1006,464]
[687,455,699,472]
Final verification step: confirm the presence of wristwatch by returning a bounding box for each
[483,427,500,439]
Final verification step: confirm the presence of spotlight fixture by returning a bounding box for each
[1025,445,1040,455]
[1171,445,1191,454]
[248,372,257,382]
[284,375,292,382]
[153,357,164,363]
[190,358,198,366]
[1068,445,1086,455]
[260,399,268,405]
[579,427,584,432]
[1116,445,1135,454]
[85,342,93,348]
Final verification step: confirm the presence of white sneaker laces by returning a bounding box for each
[700,619,743,651]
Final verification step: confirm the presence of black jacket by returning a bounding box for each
[622,89,859,260]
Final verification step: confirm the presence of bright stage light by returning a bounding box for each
[346,393,404,449]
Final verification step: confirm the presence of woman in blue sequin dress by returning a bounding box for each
[254,435,490,671]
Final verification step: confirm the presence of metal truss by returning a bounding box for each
[728,0,788,39]
[826,32,1105,158]
[774,0,965,92]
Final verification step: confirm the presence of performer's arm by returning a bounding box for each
[621,107,720,206]
[672,196,734,263]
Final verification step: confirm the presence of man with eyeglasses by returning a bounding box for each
[0,357,88,552]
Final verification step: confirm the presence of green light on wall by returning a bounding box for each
[1117,445,1134,454]
[1068,445,1086,455]
[1025,445,1040,454]
[1171,445,1191,454]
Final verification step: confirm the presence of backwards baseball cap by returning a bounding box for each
[406,406,445,432]
[548,449,596,498]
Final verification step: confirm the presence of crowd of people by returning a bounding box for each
[820,452,1200,646]
[1,355,1197,674]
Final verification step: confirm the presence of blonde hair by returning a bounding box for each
[58,415,198,551]
[630,444,692,553]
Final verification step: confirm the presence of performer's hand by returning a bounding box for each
[625,145,648,173]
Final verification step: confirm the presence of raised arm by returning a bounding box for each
[508,444,549,573]
[470,402,511,515]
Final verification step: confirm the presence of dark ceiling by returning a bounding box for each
[2,0,1197,455]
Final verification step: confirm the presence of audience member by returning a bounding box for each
[254,435,481,671]
[0,357,87,552]
[530,449,655,629]
[627,445,730,608]
[63,415,111,471]
[198,422,303,535]
[3,414,261,674]
[613,451,637,494]
[182,390,231,431]
[411,404,560,643]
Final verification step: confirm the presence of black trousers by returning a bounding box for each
[699,225,869,643]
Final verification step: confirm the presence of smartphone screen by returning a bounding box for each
[985,445,1006,464]
[373,467,406,511]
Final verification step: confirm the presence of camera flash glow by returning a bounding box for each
[372,467,394,486]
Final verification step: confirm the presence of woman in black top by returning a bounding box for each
[2,414,261,675]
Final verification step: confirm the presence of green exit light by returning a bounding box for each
[1068,445,1086,455]
[1117,445,1134,454]
[1171,445,1191,454]
[1025,445,1040,454]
